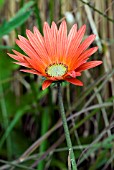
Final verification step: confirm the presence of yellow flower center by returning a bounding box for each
[46,63,68,77]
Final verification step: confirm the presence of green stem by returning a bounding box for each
[57,83,77,170]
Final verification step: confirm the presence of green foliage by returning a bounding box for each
[0,0,4,8]
[0,1,34,38]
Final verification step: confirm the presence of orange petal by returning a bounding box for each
[33,27,51,63]
[76,61,102,72]
[56,20,68,62]
[51,22,58,62]
[43,22,55,62]
[16,39,43,65]
[26,29,50,65]
[8,51,31,68]
[70,35,96,66]
[13,50,28,59]
[11,50,45,73]
[65,78,83,86]
[23,55,45,73]
[8,49,29,63]
[33,26,44,45]
[68,71,81,78]
[68,24,77,42]
[65,24,77,64]
[7,53,24,62]
[16,39,37,59]
[51,21,58,36]
[13,62,30,67]
[20,69,42,75]
[42,80,53,90]
[78,47,98,60]
[72,47,98,69]
[16,40,46,70]
[66,25,86,65]
[18,35,29,44]
[78,34,96,51]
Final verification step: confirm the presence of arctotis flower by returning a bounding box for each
[8,21,102,90]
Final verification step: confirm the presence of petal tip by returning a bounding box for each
[65,78,83,87]
[51,21,56,25]
[90,34,96,40]
[97,61,103,65]
[15,39,19,44]
[95,46,98,50]
[62,19,66,24]
[18,35,21,39]
[33,26,37,32]
[42,80,53,90]
[44,22,49,27]
[82,24,86,30]
[26,29,30,34]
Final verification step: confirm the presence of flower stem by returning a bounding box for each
[57,83,77,170]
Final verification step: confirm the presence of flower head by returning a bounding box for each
[8,21,102,90]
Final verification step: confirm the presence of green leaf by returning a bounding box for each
[0,105,31,150]
[0,51,18,81]
[0,0,4,7]
[0,45,13,50]
[11,1,34,20]
[0,1,34,38]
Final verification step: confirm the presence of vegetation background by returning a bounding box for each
[0,0,114,169]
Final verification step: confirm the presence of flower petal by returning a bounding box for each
[26,29,50,65]
[8,50,31,68]
[66,25,86,65]
[68,24,77,41]
[67,71,81,78]
[11,49,45,73]
[7,53,24,62]
[18,35,29,44]
[77,34,96,53]
[70,35,96,69]
[76,61,102,72]
[43,22,56,62]
[15,39,46,72]
[56,20,68,62]
[23,55,45,73]
[64,24,77,63]
[65,78,83,86]
[8,49,29,63]
[33,26,44,45]
[13,62,30,67]
[17,36,46,67]
[72,47,98,69]
[20,69,42,75]
[16,39,40,62]
[50,22,58,62]
[42,80,53,90]
[51,21,58,35]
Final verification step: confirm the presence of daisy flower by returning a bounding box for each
[8,21,102,90]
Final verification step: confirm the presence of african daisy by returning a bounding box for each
[8,20,102,90]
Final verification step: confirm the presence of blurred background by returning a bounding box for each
[0,0,114,169]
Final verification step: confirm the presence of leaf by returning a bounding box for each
[0,51,18,81]
[0,45,13,50]
[0,1,34,38]
[0,0,4,7]
[0,105,31,150]
[10,1,34,20]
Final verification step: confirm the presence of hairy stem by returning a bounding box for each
[57,83,77,170]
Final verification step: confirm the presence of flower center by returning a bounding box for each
[46,63,68,77]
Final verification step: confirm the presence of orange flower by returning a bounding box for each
[8,21,102,90]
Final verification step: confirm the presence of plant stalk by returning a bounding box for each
[57,83,77,170]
